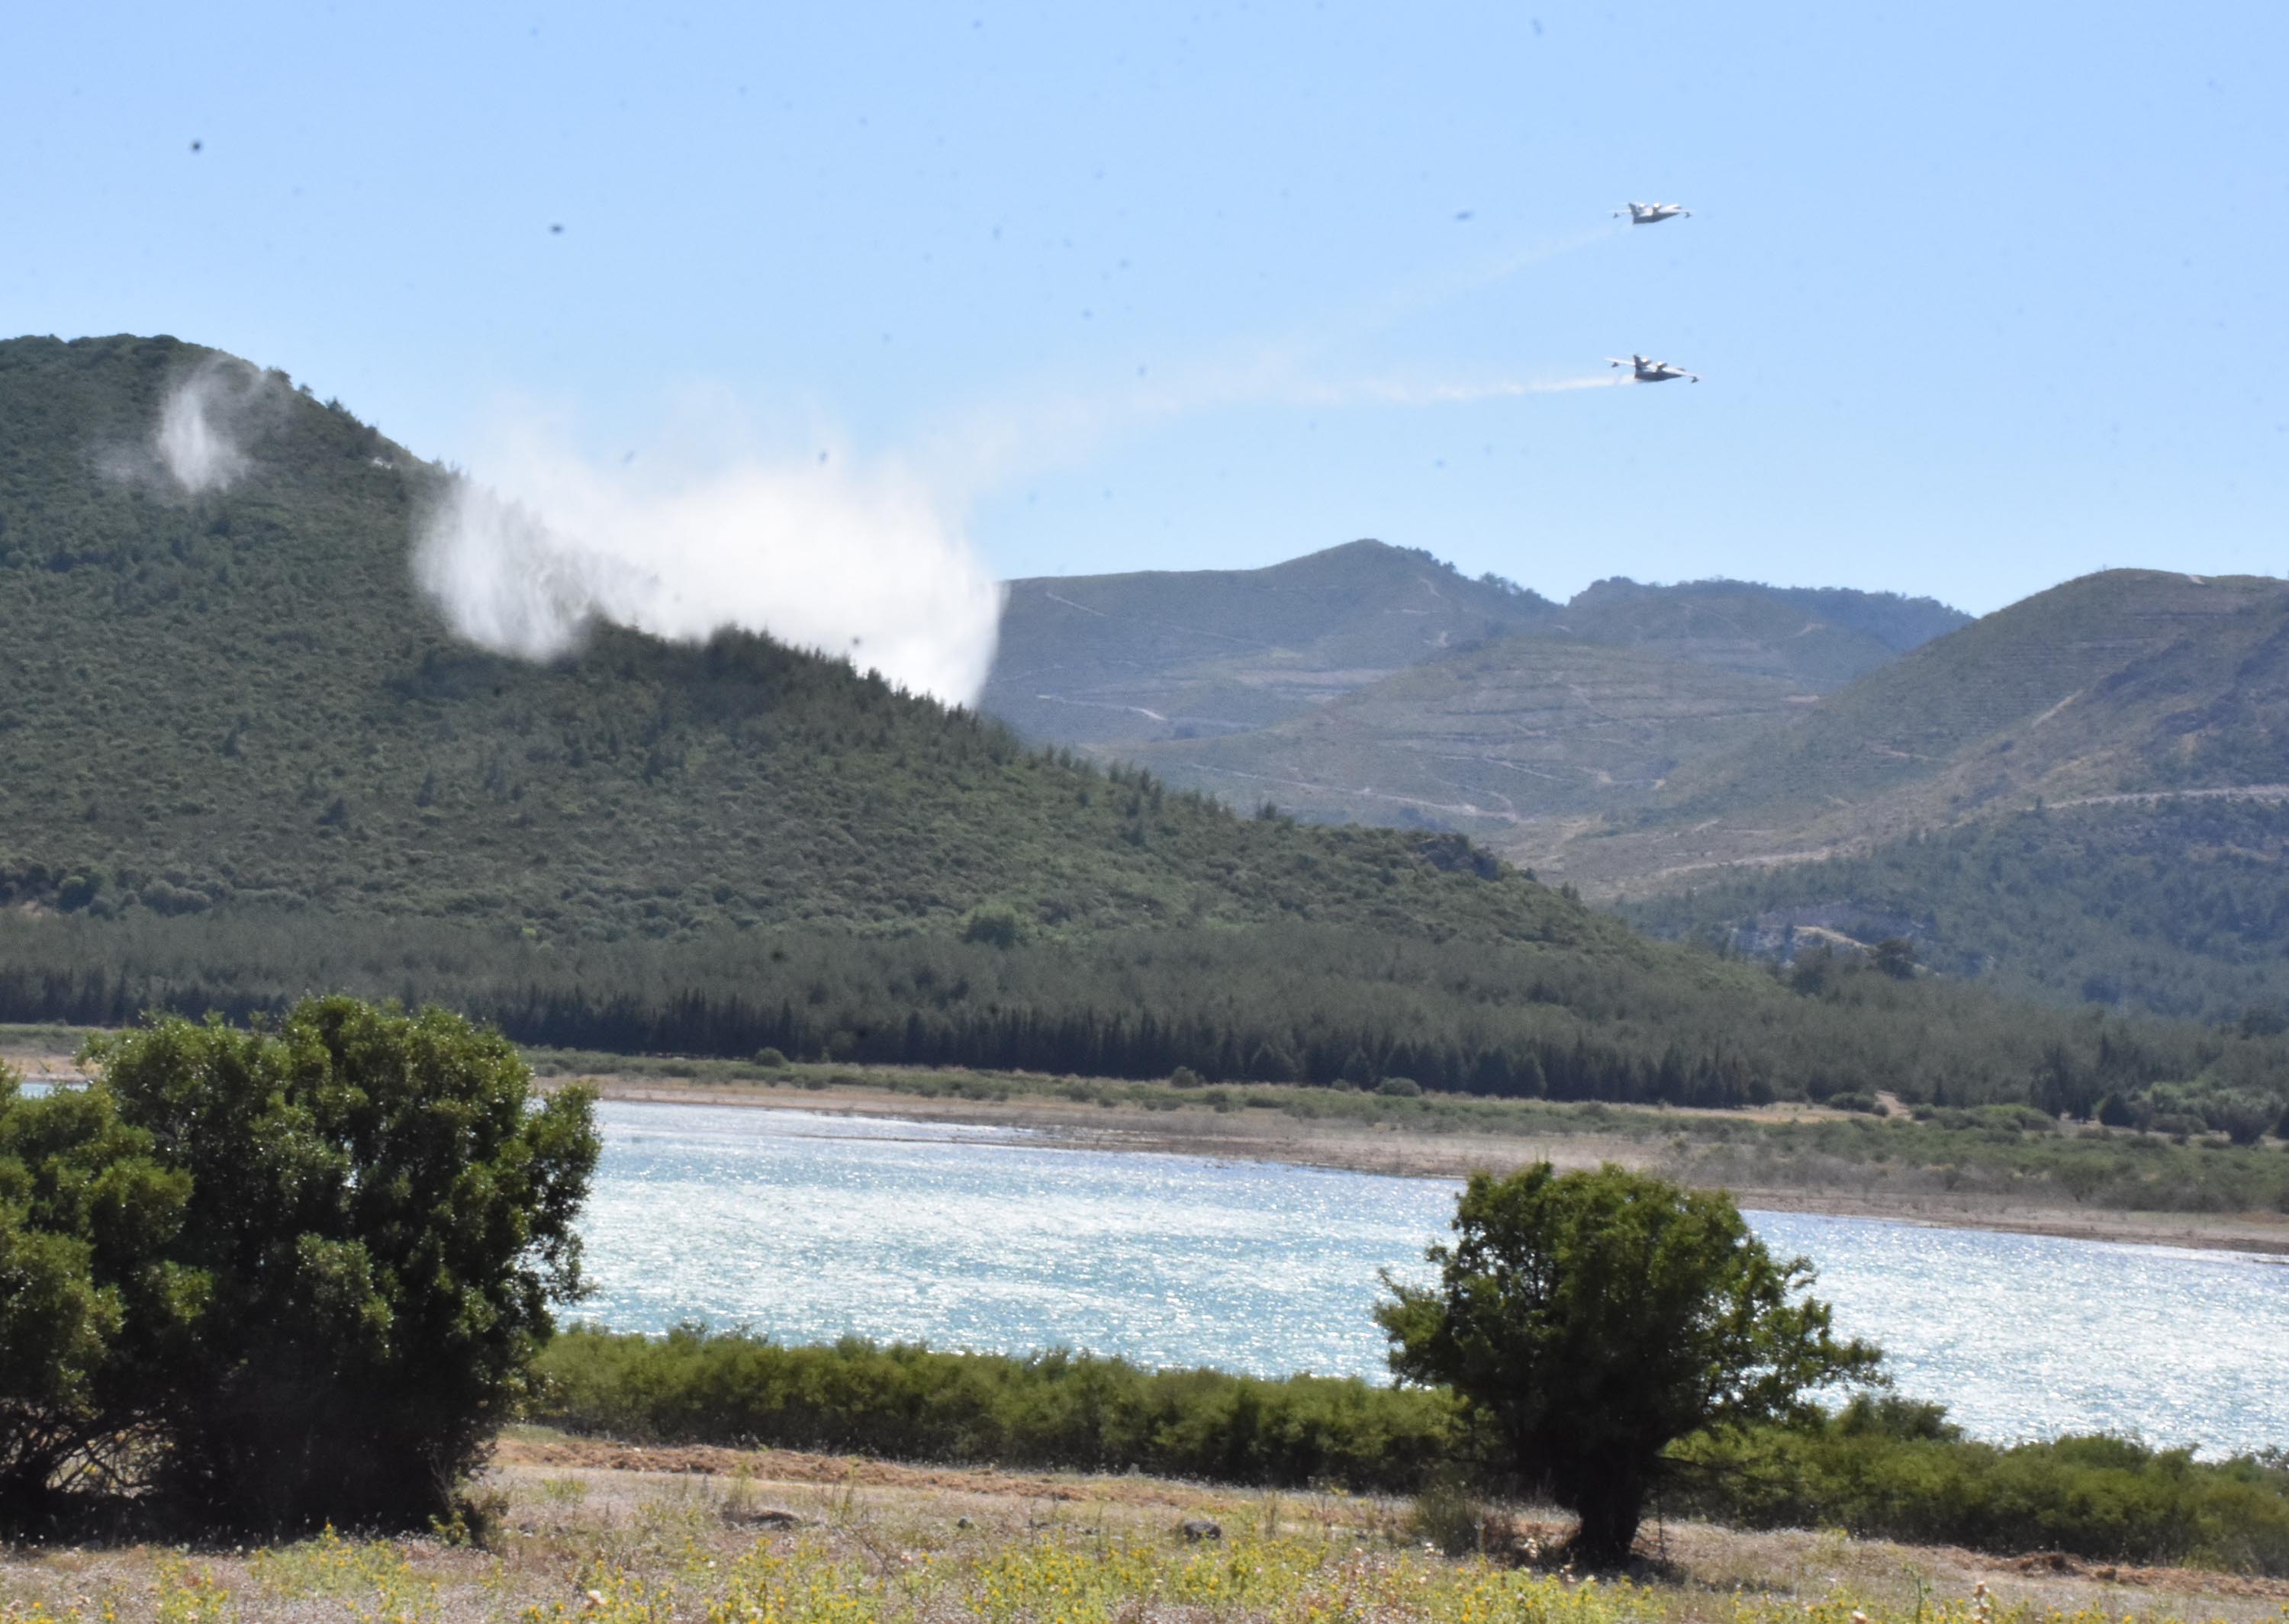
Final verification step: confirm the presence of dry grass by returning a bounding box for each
[5,1433,2286,1623]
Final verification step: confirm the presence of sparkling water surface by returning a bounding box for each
[536,1099,2278,1455]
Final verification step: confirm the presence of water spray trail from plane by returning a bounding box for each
[925,220,1634,497]
[414,220,1627,695]
[1289,373,1637,407]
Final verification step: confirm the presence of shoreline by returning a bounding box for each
[18,1039,2283,1257]
[578,1076,2289,1258]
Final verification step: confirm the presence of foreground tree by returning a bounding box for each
[0,1000,600,1532]
[0,1066,194,1523]
[1377,1163,1879,1568]
[95,999,602,1529]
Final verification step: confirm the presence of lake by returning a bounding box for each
[581,1100,2289,1457]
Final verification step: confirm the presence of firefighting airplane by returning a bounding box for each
[1614,201,1691,225]
[1608,355,1700,384]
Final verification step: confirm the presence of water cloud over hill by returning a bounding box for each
[150,359,279,494]
[414,414,1003,707]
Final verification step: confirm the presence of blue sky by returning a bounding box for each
[7,0,2284,616]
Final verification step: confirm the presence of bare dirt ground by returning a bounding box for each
[580,1076,2289,1256]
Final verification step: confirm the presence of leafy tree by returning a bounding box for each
[88,999,600,1529]
[1377,1163,1880,1568]
[0,1065,194,1523]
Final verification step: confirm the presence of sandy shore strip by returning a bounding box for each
[578,1075,2289,1257]
[14,1039,2281,1257]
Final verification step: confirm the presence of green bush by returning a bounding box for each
[1671,1395,2289,1573]
[533,1327,1458,1494]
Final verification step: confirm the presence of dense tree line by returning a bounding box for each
[5,910,2284,1115]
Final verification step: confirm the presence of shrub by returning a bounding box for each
[1409,1473,1487,1555]
[752,1047,788,1069]
[534,1327,1459,1494]
[530,1328,2289,1577]
[1376,1077,1424,1098]
[960,905,1026,949]
[1672,1398,2289,1573]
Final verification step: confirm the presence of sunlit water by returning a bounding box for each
[580,1101,2289,1455]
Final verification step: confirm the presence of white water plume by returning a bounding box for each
[414,416,1003,707]
[153,359,272,492]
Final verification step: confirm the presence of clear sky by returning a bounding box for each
[7,0,2284,616]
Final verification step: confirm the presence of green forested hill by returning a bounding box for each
[1621,797,2289,1024]
[2,333,2284,1116]
[0,334,1580,944]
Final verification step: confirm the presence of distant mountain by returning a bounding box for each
[1538,570,2289,896]
[1122,635,1814,838]
[981,541,1558,748]
[983,552,1967,841]
[1588,570,2289,1022]
[984,548,2289,1024]
[1550,577,1969,691]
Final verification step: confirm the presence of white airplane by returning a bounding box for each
[1614,201,1691,225]
[1608,354,1700,384]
